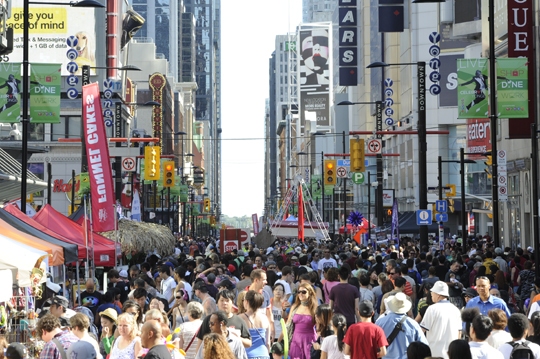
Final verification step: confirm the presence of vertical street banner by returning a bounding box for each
[82,83,116,232]
[30,63,61,123]
[0,63,21,123]
[507,0,535,138]
[457,58,489,119]
[496,58,529,119]
[298,184,304,242]
[299,24,331,127]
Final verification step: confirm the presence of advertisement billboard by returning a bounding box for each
[438,54,463,107]
[457,58,488,119]
[466,118,491,159]
[0,63,21,123]
[30,63,61,123]
[496,58,529,119]
[7,0,97,75]
[299,25,330,127]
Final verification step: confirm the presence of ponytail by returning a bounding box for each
[332,313,347,352]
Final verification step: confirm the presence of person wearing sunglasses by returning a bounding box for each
[283,283,318,359]
[194,310,248,359]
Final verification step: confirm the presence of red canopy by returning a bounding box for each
[31,204,118,266]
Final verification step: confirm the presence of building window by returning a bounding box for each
[52,116,81,141]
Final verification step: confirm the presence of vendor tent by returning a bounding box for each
[0,233,48,288]
[0,215,65,266]
[0,207,78,262]
[32,204,118,267]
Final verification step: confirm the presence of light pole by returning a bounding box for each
[531,123,540,277]
[20,0,105,214]
[367,61,427,247]
[438,151,476,241]
[337,100,384,229]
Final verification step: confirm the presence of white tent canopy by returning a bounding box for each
[0,233,48,287]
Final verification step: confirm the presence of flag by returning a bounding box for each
[391,198,399,246]
[82,83,116,232]
[298,184,304,242]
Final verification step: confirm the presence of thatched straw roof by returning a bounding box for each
[100,219,175,256]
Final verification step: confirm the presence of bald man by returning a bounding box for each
[141,320,171,359]
[78,279,102,315]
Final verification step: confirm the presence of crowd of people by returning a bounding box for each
[2,234,539,359]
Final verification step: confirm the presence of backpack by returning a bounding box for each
[508,340,535,359]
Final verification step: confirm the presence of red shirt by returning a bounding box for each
[344,322,388,359]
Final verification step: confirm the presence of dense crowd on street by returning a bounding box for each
[2,233,540,359]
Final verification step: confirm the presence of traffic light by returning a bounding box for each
[484,155,493,178]
[448,199,455,213]
[204,198,211,212]
[324,160,337,186]
[162,161,175,188]
[383,208,392,223]
[350,138,365,172]
[144,146,161,180]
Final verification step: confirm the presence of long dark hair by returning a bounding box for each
[447,339,473,359]
[332,313,347,352]
[315,304,333,337]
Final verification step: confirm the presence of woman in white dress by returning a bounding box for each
[109,313,143,359]
[171,288,190,330]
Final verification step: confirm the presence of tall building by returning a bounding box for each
[130,0,222,221]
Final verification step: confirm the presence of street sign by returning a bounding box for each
[336,166,348,178]
[435,213,449,222]
[240,230,248,240]
[122,156,136,172]
[435,200,448,213]
[367,139,382,154]
[352,172,365,184]
[416,210,432,225]
[337,159,350,167]
[497,150,507,165]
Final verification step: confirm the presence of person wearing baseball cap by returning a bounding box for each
[376,293,428,358]
[66,341,97,359]
[49,295,76,328]
[343,300,387,359]
[420,281,462,359]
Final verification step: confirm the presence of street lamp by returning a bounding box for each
[20,0,105,214]
[337,100,385,229]
[367,61,428,247]
[438,150,476,241]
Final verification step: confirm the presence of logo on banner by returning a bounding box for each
[384,78,394,126]
[82,83,116,232]
[428,32,441,96]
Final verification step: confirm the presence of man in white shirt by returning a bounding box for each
[420,281,462,359]
[468,314,504,359]
[159,265,177,305]
[317,248,337,278]
[499,313,540,359]
[274,266,293,299]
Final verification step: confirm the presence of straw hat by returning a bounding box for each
[99,308,118,323]
[387,292,412,314]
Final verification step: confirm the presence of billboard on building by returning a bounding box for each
[7,0,97,76]
[299,24,330,127]
[466,118,491,159]
[438,54,464,107]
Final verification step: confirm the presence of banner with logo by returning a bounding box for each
[30,63,61,123]
[82,83,115,232]
[496,58,528,119]
[457,58,489,119]
[0,63,21,123]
